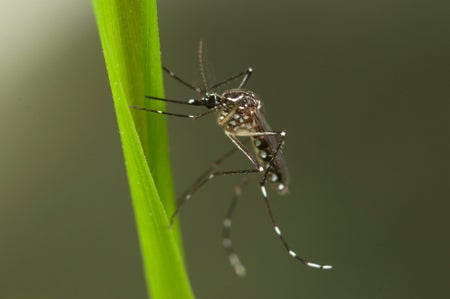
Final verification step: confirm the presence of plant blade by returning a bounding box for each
[92,0,194,298]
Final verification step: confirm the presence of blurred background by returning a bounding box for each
[1,0,449,298]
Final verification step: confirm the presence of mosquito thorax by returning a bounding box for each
[222,89,261,110]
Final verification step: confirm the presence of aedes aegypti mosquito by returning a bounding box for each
[131,42,332,276]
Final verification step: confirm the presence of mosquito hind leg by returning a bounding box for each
[222,176,251,277]
[259,182,332,270]
[259,131,333,270]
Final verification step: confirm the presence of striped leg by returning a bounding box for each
[222,176,251,277]
[259,131,333,270]
[132,89,211,119]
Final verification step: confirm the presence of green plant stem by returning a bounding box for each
[92,0,194,298]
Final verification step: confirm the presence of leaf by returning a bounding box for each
[92,0,194,298]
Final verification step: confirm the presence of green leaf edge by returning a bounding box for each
[92,0,194,298]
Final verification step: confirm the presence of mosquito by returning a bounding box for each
[131,41,332,276]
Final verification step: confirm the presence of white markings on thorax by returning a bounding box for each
[227,94,244,102]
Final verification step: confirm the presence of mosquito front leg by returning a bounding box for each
[130,106,215,119]
[133,81,207,117]
[144,95,203,106]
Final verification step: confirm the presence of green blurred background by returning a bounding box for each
[1,0,449,298]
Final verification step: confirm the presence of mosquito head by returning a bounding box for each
[203,93,221,109]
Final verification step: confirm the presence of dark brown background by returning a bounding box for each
[1,0,449,298]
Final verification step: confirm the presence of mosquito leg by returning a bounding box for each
[225,132,263,171]
[232,130,285,138]
[259,183,332,270]
[238,68,253,89]
[258,131,333,270]
[260,131,287,186]
[222,176,250,277]
[163,66,204,94]
[130,106,215,119]
[210,68,253,90]
[170,168,260,226]
[144,95,203,106]
[231,129,289,185]
[178,145,243,199]
[170,141,254,226]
